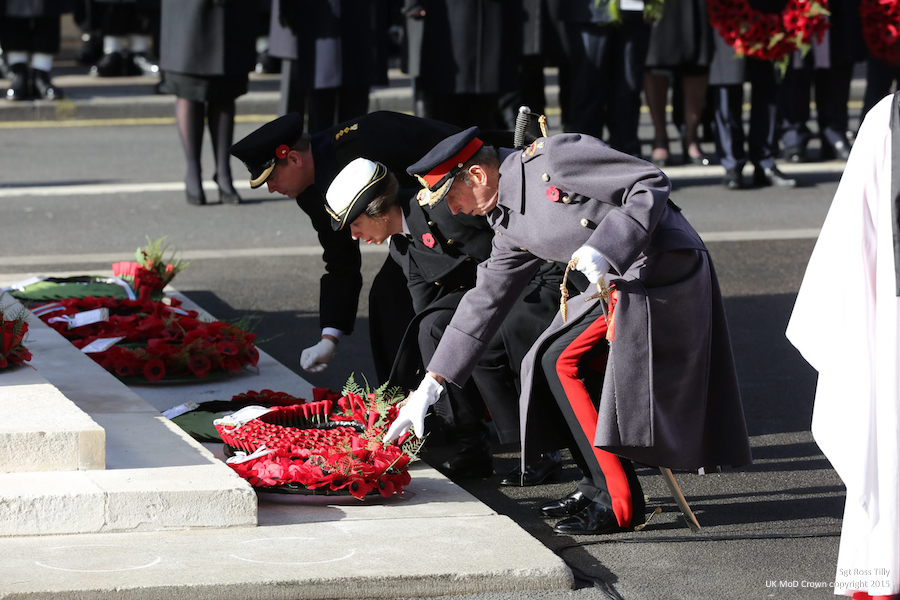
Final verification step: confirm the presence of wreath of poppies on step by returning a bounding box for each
[33,296,259,382]
[215,378,425,499]
[860,0,900,67]
[0,307,32,369]
[707,0,830,65]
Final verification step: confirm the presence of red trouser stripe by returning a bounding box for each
[852,593,899,600]
[555,312,633,527]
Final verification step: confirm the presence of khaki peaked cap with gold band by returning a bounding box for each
[407,126,483,207]
[324,158,390,231]
[229,112,304,189]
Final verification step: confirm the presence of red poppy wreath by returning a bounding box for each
[860,0,900,67]
[0,306,32,370]
[32,296,258,382]
[707,0,830,66]
[216,377,424,499]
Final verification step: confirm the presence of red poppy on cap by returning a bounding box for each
[276,144,290,159]
[422,233,436,248]
[546,186,560,202]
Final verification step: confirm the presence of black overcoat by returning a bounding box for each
[403,0,522,94]
[158,0,255,76]
[295,111,460,334]
[1,0,73,16]
[428,134,753,471]
[268,0,389,89]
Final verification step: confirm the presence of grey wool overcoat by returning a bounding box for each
[428,133,752,472]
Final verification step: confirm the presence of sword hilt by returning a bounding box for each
[513,105,532,150]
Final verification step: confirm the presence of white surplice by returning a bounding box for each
[786,93,900,598]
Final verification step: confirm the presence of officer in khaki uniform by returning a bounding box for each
[385,127,752,534]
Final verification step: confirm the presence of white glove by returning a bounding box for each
[383,374,444,443]
[299,338,336,373]
[571,245,610,284]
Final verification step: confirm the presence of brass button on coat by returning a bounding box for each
[428,221,436,227]
[447,239,454,245]
[580,218,590,227]
[541,173,550,182]
[562,196,571,204]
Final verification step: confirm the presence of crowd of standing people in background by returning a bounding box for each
[0,0,885,192]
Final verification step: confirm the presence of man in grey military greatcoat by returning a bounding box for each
[384,126,752,534]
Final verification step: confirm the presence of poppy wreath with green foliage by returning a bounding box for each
[34,296,258,382]
[860,0,900,67]
[216,378,425,499]
[707,0,829,67]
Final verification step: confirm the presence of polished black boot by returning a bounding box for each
[539,489,592,518]
[90,51,126,77]
[500,451,563,486]
[6,63,30,101]
[552,500,624,535]
[32,69,64,100]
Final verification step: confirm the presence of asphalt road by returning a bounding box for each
[0,118,849,599]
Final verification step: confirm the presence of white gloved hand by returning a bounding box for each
[571,245,611,284]
[299,338,336,373]
[383,374,444,443]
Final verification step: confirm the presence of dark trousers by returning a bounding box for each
[414,87,502,131]
[564,13,651,156]
[0,17,60,54]
[368,255,415,385]
[278,58,371,134]
[538,301,645,528]
[713,59,778,171]
[862,58,900,123]
[418,309,493,450]
[779,61,853,150]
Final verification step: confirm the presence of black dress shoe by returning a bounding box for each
[130,53,160,76]
[6,63,31,101]
[782,145,808,163]
[31,69,64,101]
[722,168,743,190]
[753,166,796,188]
[440,451,493,479]
[91,52,126,77]
[220,189,242,205]
[552,500,623,535]
[540,489,592,518]
[186,190,206,206]
[500,451,562,486]
[820,139,851,161]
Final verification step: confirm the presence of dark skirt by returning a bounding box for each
[644,0,714,68]
[159,70,248,102]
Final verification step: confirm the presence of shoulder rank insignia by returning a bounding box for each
[334,123,359,140]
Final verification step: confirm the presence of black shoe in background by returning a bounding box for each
[6,63,31,101]
[552,500,624,535]
[820,138,851,161]
[500,451,563,486]
[130,53,160,76]
[753,166,797,188]
[782,145,808,163]
[32,69,65,100]
[722,168,743,190]
[90,52,126,77]
[540,489,592,518]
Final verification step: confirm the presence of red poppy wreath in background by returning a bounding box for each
[707,0,830,63]
[860,0,900,67]
[35,296,258,382]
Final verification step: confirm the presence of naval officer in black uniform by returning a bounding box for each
[384,127,752,534]
[229,111,459,383]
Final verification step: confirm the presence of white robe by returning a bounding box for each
[786,94,900,598]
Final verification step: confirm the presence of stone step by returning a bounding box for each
[0,287,257,537]
[0,314,105,472]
